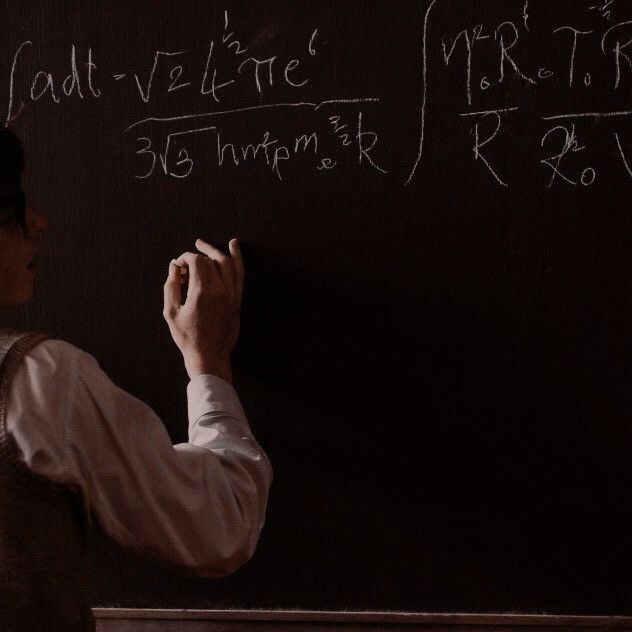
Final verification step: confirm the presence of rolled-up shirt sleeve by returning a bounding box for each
[5,338,273,578]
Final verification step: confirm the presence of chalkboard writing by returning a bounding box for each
[5,13,386,182]
[5,2,632,190]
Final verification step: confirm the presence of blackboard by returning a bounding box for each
[2,0,632,615]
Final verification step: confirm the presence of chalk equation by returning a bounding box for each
[128,108,385,180]
[4,2,632,188]
[5,11,320,111]
[3,9,387,182]
[409,0,632,187]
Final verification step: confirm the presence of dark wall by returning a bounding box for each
[1,0,632,614]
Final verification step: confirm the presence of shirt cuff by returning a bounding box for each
[186,374,248,426]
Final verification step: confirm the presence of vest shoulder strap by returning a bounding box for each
[0,328,50,477]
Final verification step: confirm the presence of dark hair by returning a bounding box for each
[0,127,25,229]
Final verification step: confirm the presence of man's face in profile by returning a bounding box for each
[0,203,47,307]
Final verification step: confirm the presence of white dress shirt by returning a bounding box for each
[4,338,273,578]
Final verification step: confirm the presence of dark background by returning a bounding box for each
[1,0,631,614]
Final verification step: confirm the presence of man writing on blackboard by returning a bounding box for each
[0,127,272,632]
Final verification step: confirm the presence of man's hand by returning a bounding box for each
[163,238,244,383]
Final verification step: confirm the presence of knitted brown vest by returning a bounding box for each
[0,329,95,632]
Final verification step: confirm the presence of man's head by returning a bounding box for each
[0,128,47,307]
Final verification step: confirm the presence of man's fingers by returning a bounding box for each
[195,238,228,262]
[172,252,206,292]
[173,250,221,292]
[228,238,244,296]
[195,238,235,289]
[163,260,182,317]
